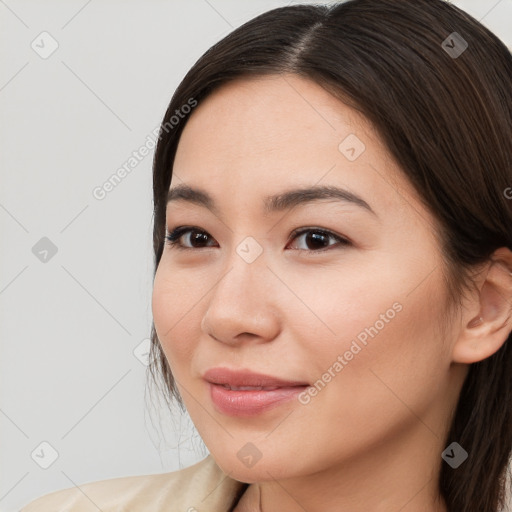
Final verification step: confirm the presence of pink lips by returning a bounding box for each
[203,367,309,417]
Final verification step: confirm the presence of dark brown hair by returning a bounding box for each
[147,1,512,510]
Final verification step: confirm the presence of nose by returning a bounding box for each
[200,252,281,346]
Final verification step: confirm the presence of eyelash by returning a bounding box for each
[164,225,351,254]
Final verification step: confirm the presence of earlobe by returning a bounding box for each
[452,247,512,365]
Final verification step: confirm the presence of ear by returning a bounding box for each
[452,247,512,364]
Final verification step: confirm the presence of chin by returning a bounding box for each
[210,448,298,483]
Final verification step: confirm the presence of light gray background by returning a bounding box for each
[1,1,511,511]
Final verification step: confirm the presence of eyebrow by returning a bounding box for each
[166,184,377,218]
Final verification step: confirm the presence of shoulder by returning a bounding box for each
[21,455,247,512]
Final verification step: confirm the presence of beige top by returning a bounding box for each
[21,455,250,512]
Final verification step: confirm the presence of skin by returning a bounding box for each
[151,73,512,512]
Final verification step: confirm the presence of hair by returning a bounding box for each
[147,1,512,510]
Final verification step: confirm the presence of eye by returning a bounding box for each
[287,227,351,252]
[165,225,350,253]
[165,226,217,250]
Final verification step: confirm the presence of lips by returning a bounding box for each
[219,385,281,391]
[203,367,309,417]
[203,367,309,388]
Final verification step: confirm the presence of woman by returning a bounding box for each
[22,0,512,510]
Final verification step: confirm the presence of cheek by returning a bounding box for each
[307,270,449,429]
[279,257,403,353]
[151,264,200,369]
[290,256,449,402]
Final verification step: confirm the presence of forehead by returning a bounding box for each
[175,74,368,166]
[171,74,424,220]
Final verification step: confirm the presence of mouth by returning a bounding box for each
[203,367,309,417]
[203,367,309,387]
[218,385,285,391]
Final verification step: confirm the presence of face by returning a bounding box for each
[152,74,461,483]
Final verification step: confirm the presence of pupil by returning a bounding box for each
[192,231,208,247]
[307,232,327,249]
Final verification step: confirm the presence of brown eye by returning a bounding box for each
[288,228,351,252]
[165,227,217,249]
